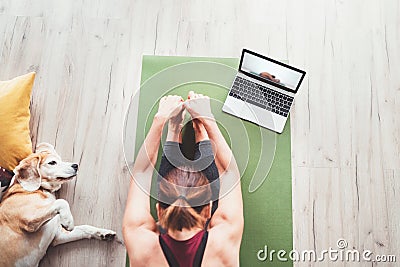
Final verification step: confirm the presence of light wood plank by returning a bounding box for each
[0,11,132,267]
[293,167,399,266]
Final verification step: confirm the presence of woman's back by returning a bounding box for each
[159,229,207,267]
[128,226,240,267]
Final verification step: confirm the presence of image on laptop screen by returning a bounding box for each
[240,50,304,92]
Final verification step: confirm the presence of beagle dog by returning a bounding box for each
[0,143,116,267]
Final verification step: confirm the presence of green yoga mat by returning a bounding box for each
[133,55,293,266]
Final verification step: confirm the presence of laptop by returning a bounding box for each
[222,49,306,133]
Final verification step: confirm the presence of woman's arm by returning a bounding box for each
[202,119,244,238]
[184,92,244,239]
[123,96,183,233]
[123,115,165,232]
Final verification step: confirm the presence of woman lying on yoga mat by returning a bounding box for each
[123,91,244,267]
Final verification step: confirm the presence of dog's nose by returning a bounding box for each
[71,164,79,171]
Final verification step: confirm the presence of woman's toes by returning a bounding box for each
[188,91,195,99]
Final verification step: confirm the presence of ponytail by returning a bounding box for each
[159,198,206,231]
[158,167,212,231]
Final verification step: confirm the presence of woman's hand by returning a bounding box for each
[155,95,184,123]
[184,91,214,123]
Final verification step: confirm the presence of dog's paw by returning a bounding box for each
[78,225,116,241]
[100,232,116,241]
[95,229,116,241]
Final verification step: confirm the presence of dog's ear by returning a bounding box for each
[36,142,56,154]
[14,154,42,191]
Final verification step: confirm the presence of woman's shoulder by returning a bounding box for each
[125,228,167,266]
[203,228,241,267]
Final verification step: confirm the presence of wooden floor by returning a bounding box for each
[1,0,399,266]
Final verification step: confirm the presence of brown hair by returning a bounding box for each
[158,167,212,231]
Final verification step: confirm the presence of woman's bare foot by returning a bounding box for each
[187,91,210,143]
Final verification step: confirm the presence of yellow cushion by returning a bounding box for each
[0,72,35,171]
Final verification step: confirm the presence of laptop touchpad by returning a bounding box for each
[240,102,258,123]
[224,97,246,117]
[241,103,275,127]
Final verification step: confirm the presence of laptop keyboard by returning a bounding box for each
[229,76,294,117]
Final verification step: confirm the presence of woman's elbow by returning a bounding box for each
[122,217,134,237]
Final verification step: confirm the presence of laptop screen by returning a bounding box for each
[239,49,306,93]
